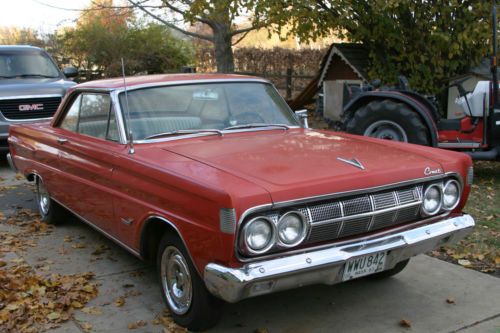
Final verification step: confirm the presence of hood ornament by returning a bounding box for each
[337,157,365,170]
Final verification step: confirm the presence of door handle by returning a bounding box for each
[57,137,68,144]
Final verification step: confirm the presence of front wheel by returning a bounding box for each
[157,232,223,331]
[345,99,430,146]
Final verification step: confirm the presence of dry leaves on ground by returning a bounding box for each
[0,265,98,333]
[399,319,412,328]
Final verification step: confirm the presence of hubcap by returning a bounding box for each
[36,179,50,216]
[160,246,192,315]
[364,120,408,142]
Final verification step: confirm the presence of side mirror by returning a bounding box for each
[295,109,309,128]
[63,66,79,78]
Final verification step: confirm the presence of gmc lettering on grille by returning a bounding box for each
[18,104,44,111]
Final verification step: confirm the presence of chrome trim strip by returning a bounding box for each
[438,142,481,148]
[109,90,128,144]
[367,195,376,230]
[205,214,475,303]
[0,94,62,100]
[140,215,201,276]
[2,116,53,122]
[51,197,141,258]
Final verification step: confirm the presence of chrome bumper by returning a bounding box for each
[204,214,474,303]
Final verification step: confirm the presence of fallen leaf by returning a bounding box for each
[115,297,126,307]
[81,322,93,332]
[458,259,472,267]
[399,319,412,328]
[47,312,61,321]
[446,298,456,304]
[82,306,102,315]
[72,243,87,249]
[71,301,84,309]
[128,320,147,329]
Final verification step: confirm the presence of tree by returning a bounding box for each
[125,0,289,73]
[61,0,193,79]
[287,0,492,93]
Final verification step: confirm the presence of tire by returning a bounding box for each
[157,232,223,331]
[368,259,410,279]
[345,99,431,145]
[36,177,70,225]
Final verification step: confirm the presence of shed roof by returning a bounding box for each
[318,43,370,87]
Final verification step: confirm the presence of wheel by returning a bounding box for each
[368,259,410,279]
[36,177,69,224]
[157,232,223,331]
[345,99,430,145]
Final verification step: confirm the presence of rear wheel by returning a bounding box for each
[345,99,430,145]
[157,232,223,331]
[36,177,69,224]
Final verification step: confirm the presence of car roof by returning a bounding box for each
[0,45,44,52]
[75,73,268,90]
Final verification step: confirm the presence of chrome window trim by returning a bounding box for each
[110,90,129,144]
[235,172,463,263]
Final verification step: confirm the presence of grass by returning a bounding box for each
[431,161,500,276]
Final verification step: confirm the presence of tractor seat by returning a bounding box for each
[437,119,462,131]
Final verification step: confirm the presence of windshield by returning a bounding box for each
[119,82,300,140]
[0,50,61,78]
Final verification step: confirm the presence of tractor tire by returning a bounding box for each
[345,99,431,146]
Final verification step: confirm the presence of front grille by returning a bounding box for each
[303,184,423,244]
[0,96,62,120]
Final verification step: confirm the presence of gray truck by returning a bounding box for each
[0,45,77,151]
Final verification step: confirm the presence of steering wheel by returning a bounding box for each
[231,112,265,125]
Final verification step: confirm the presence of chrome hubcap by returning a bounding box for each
[36,179,50,216]
[364,120,408,142]
[160,246,192,315]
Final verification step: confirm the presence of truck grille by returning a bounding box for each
[304,185,423,243]
[0,96,62,120]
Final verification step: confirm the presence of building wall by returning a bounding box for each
[324,54,360,81]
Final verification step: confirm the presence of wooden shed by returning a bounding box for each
[289,43,369,120]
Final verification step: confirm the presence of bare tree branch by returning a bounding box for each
[231,30,251,46]
[161,1,214,27]
[128,0,214,41]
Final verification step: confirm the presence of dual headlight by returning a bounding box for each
[422,179,461,215]
[241,211,308,255]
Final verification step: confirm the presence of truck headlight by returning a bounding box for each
[277,211,308,247]
[422,184,442,215]
[443,180,461,210]
[242,217,275,254]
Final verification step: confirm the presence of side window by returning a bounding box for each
[59,93,119,142]
[59,95,81,132]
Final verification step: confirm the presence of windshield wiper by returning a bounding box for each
[143,129,223,140]
[223,123,291,131]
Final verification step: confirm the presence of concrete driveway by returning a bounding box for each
[0,158,499,333]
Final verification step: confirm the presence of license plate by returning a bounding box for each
[342,251,387,281]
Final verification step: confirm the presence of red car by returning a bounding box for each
[7,74,475,331]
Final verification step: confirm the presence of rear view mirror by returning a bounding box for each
[63,66,78,78]
[295,109,309,128]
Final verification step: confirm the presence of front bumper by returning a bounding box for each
[204,214,474,303]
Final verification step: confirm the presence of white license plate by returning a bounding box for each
[342,251,387,281]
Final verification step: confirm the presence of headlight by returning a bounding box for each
[422,184,442,215]
[277,211,308,247]
[242,217,275,254]
[443,179,461,210]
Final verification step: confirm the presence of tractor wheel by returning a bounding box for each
[345,99,430,145]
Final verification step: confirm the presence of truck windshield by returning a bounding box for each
[118,82,300,141]
[0,50,60,78]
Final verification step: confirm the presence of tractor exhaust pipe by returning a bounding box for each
[466,147,500,160]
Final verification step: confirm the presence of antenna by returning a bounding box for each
[121,58,134,154]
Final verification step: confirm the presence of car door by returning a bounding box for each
[50,91,125,235]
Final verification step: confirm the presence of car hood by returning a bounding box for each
[0,78,76,98]
[161,129,445,203]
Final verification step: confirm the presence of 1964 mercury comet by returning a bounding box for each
[7,74,475,331]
